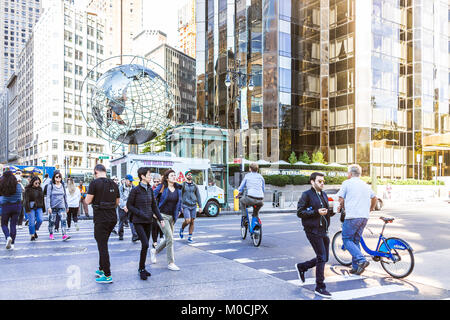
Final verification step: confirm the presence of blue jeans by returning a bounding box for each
[342,218,368,269]
[1,203,21,243]
[27,208,43,235]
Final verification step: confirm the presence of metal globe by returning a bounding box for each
[82,56,173,146]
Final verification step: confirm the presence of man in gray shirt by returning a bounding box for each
[237,163,265,219]
[337,164,377,275]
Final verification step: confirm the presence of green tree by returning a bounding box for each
[299,151,311,164]
[311,150,326,164]
[288,151,298,164]
[142,126,172,153]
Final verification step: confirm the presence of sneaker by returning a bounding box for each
[62,235,71,241]
[111,229,118,235]
[187,237,194,244]
[10,244,14,250]
[349,268,358,275]
[295,263,306,283]
[139,269,151,280]
[18,225,23,230]
[55,229,59,233]
[179,227,184,239]
[150,248,156,264]
[95,270,105,278]
[95,275,113,284]
[132,236,139,242]
[25,220,29,226]
[168,263,180,271]
[75,223,79,231]
[315,288,332,299]
[355,261,370,275]
[30,235,36,241]
[119,235,124,240]
[34,232,38,239]
[5,237,12,250]
[49,234,55,240]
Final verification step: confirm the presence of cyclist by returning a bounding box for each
[237,163,265,223]
[337,164,377,275]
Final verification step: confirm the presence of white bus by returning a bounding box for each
[110,152,225,217]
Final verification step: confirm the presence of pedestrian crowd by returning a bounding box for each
[0,162,378,299]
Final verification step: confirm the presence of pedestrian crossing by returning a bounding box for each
[1,219,446,300]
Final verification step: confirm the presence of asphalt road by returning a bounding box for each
[0,199,449,301]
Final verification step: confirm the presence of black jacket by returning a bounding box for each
[297,188,335,235]
[23,187,45,212]
[127,183,164,224]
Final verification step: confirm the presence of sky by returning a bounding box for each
[42,0,189,48]
[143,0,188,47]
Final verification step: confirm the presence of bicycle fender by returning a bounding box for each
[379,238,413,252]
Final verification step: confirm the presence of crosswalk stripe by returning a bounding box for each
[190,240,242,247]
[207,249,238,254]
[234,256,293,264]
[287,275,365,286]
[331,284,414,300]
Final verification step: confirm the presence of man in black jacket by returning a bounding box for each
[295,172,335,299]
[126,167,165,280]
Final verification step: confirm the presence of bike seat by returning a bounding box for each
[380,217,394,223]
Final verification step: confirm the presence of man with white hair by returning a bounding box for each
[337,164,378,275]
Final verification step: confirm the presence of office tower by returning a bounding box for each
[146,44,197,124]
[86,0,143,59]
[133,29,168,57]
[0,0,42,90]
[196,0,450,179]
[178,0,196,58]
[33,0,110,177]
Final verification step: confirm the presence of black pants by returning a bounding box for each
[298,232,330,290]
[118,208,129,237]
[17,205,25,225]
[151,221,163,245]
[94,221,116,277]
[134,223,152,270]
[67,207,79,228]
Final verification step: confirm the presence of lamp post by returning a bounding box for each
[224,65,254,178]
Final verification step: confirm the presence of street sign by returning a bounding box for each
[42,160,46,163]
[99,156,110,160]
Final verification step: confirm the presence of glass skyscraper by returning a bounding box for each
[196,0,450,179]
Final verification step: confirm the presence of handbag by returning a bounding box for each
[339,208,346,223]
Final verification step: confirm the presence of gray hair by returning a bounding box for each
[348,164,362,177]
[152,173,161,179]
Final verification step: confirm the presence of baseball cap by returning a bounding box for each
[185,170,192,176]
[125,174,134,181]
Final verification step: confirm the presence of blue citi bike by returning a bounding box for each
[332,215,414,279]
[237,195,263,247]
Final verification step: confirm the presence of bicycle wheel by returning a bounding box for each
[240,217,248,239]
[251,227,262,247]
[380,237,414,278]
[331,231,352,266]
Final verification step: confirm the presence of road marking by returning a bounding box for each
[190,240,242,247]
[207,249,238,254]
[331,284,414,300]
[234,256,293,264]
[287,275,365,286]
[234,258,255,263]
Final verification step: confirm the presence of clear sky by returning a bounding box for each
[143,0,188,47]
[42,0,188,48]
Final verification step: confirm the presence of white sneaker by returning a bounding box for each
[18,225,23,230]
[150,248,156,264]
[10,244,14,250]
[168,263,180,271]
[5,237,12,250]
[75,223,79,231]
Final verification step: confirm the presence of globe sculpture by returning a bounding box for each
[80,55,174,150]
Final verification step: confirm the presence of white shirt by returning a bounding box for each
[66,188,81,208]
[337,177,376,219]
[238,172,265,198]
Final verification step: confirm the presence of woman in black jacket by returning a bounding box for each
[126,167,165,280]
[24,176,45,241]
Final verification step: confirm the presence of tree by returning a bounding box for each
[299,151,311,164]
[288,152,298,165]
[142,126,172,153]
[311,150,326,164]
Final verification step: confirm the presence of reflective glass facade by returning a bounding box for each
[196,0,450,178]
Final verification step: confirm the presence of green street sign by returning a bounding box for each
[42,160,47,163]
[99,156,110,160]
